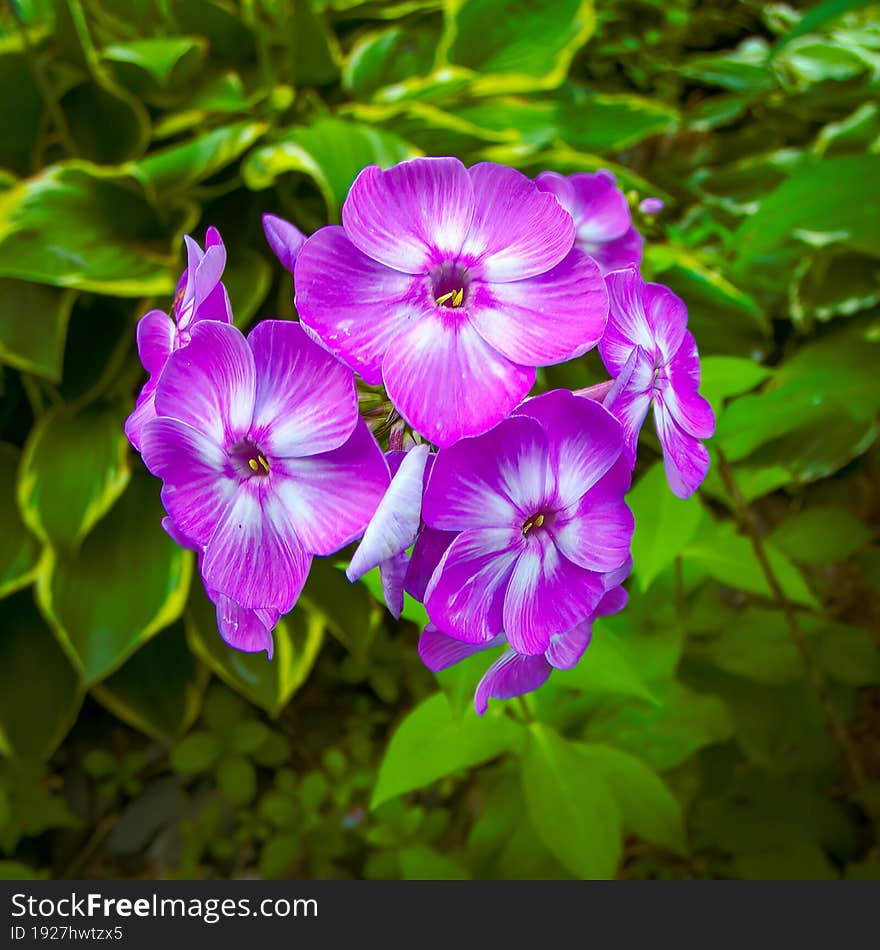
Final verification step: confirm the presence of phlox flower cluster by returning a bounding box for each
[126,157,713,712]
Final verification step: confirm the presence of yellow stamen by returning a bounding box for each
[248,458,259,472]
[258,454,270,473]
[522,513,545,536]
[435,288,465,308]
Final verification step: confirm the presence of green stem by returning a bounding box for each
[715,446,880,847]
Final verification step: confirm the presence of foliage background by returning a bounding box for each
[0,0,879,880]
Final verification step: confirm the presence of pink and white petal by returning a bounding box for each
[214,593,276,658]
[382,309,535,449]
[595,585,628,618]
[190,241,227,317]
[202,484,312,613]
[347,443,429,581]
[467,248,608,365]
[424,527,522,643]
[154,321,256,444]
[380,550,409,619]
[603,346,654,461]
[342,158,474,273]
[422,414,549,531]
[654,403,711,499]
[262,213,307,273]
[551,464,634,573]
[161,516,199,551]
[584,226,643,276]
[663,331,715,438]
[273,418,389,556]
[569,172,632,243]
[294,226,427,385]
[535,170,577,214]
[124,380,158,453]
[136,309,175,375]
[599,267,657,375]
[514,389,625,507]
[503,536,605,655]
[418,623,505,672]
[141,417,237,548]
[404,526,456,603]
[248,319,358,458]
[474,650,552,715]
[545,619,593,670]
[644,281,687,364]
[188,281,232,328]
[460,163,574,282]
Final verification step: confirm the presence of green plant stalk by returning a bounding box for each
[715,446,880,848]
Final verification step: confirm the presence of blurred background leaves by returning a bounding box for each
[0,0,879,880]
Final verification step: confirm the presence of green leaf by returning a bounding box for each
[225,247,272,331]
[555,93,679,151]
[371,692,522,808]
[343,26,438,97]
[302,558,379,657]
[171,731,221,774]
[0,163,186,296]
[790,249,880,328]
[813,621,880,686]
[0,52,42,176]
[552,626,658,703]
[629,462,703,592]
[772,0,876,52]
[684,520,819,609]
[767,506,872,565]
[103,36,208,92]
[0,445,41,599]
[136,122,268,196]
[734,155,880,268]
[399,846,470,880]
[36,472,193,685]
[443,0,596,93]
[18,403,130,549]
[185,586,324,717]
[585,683,734,771]
[0,279,74,381]
[242,118,418,220]
[521,723,622,879]
[92,622,207,744]
[574,742,686,853]
[217,755,257,806]
[0,591,82,760]
[699,356,773,414]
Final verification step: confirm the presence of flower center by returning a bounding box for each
[431,261,470,309]
[229,440,271,479]
[521,512,547,537]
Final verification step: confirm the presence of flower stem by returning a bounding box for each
[715,446,880,846]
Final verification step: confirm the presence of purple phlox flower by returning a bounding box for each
[419,389,634,656]
[346,443,434,618]
[639,197,665,216]
[600,267,716,499]
[162,515,279,658]
[140,319,390,628]
[262,213,308,273]
[535,170,642,276]
[294,156,609,447]
[419,558,631,715]
[125,227,233,452]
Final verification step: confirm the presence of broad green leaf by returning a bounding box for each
[18,403,130,549]
[371,692,522,808]
[521,723,621,879]
[778,40,867,86]
[0,52,41,176]
[790,249,880,328]
[734,155,880,268]
[574,742,686,852]
[629,462,703,592]
[443,0,596,94]
[699,355,772,413]
[103,37,208,93]
[136,122,268,196]
[0,591,82,760]
[682,42,775,92]
[344,26,438,97]
[185,585,324,717]
[585,683,734,770]
[767,505,872,565]
[92,622,207,744]
[772,0,876,52]
[0,445,40,599]
[36,472,193,685]
[171,731,221,774]
[552,626,658,703]
[242,118,418,219]
[684,521,819,608]
[218,755,257,806]
[289,0,342,85]
[0,279,74,381]
[302,558,379,658]
[555,93,679,151]
[0,163,186,296]
[814,620,880,686]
